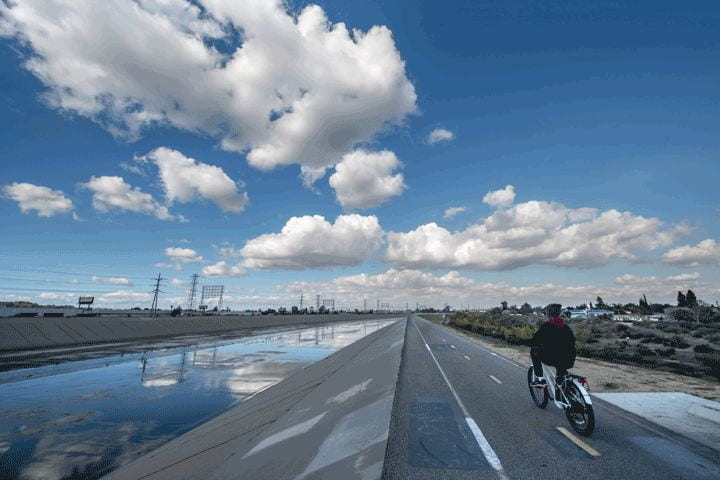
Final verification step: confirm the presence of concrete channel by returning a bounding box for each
[0,313,400,352]
[106,318,407,480]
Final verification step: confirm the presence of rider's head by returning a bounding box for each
[545,303,562,318]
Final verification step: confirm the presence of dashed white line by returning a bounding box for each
[464,355,470,360]
[450,345,456,349]
[489,375,502,384]
[490,352,498,356]
[412,319,507,479]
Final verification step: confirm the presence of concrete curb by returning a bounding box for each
[106,318,408,480]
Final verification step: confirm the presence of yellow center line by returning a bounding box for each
[556,427,601,458]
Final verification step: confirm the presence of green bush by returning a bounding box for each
[657,348,676,358]
[693,343,718,354]
[665,335,690,349]
[695,353,720,379]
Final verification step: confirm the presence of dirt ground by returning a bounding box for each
[442,323,720,403]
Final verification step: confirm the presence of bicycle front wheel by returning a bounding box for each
[564,383,595,436]
[527,366,548,408]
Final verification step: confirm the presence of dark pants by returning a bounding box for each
[531,347,568,379]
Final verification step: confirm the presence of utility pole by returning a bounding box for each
[187,273,199,310]
[363,299,367,311]
[406,302,409,311]
[151,273,164,317]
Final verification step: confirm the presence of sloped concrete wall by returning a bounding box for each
[0,313,400,352]
[107,318,407,480]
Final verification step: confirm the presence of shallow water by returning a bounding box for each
[0,318,398,480]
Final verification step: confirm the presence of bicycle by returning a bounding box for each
[527,362,595,436]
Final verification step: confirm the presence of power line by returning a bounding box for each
[0,267,150,280]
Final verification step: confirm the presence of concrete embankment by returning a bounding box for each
[0,313,400,352]
[107,318,407,480]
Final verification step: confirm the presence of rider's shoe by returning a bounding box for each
[531,377,547,388]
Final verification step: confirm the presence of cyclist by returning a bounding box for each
[530,303,576,388]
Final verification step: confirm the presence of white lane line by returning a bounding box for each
[412,319,507,479]
[489,375,502,384]
[556,427,601,458]
[450,344,456,349]
[490,352,498,356]
[464,355,470,360]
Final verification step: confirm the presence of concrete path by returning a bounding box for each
[382,316,720,479]
[106,319,406,480]
[594,392,720,452]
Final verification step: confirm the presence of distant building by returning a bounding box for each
[569,309,613,319]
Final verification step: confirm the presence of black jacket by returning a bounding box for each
[531,321,576,368]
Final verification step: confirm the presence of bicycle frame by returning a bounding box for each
[540,363,569,409]
[540,363,592,410]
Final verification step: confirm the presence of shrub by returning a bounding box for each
[661,323,684,334]
[695,353,720,380]
[665,335,690,349]
[693,344,718,354]
[657,348,676,358]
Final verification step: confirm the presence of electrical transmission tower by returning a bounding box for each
[150,273,164,317]
[316,294,320,310]
[187,273,199,310]
[300,293,304,310]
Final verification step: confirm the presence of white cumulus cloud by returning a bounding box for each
[241,214,383,270]
[91,275,132,286]
[1,0,416,179]
[483,185,515,209]
[170,278,186,287]
[664,272,701,283]
[329,150,405,209]
[443,206,466,219]
[385,190,683,271]
[83,176,182,221]
[138,147,248,213]
[3,182,74,217]
[614,274,657,285]
[202,261,246,278]
[165,247,203,264]
[426,128,454,144]
[661,239,720,267]
[98,290,152,304]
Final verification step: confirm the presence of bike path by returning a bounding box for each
[382,316,720,480]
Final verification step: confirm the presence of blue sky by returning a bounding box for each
[1,0,718,309]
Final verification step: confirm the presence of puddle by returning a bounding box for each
[0,319,398,480]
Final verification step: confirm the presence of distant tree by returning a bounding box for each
[575,304,587,310]
[519,302,533,314]
[596,296,606,308]
[677,291,687,307]
[638,295,651,315]
[686,290,698,308]
[589,301,594,309]
[501,301,508,311]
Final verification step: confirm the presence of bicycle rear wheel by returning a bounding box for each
[564,383,595,436]
[527,366,548,408]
